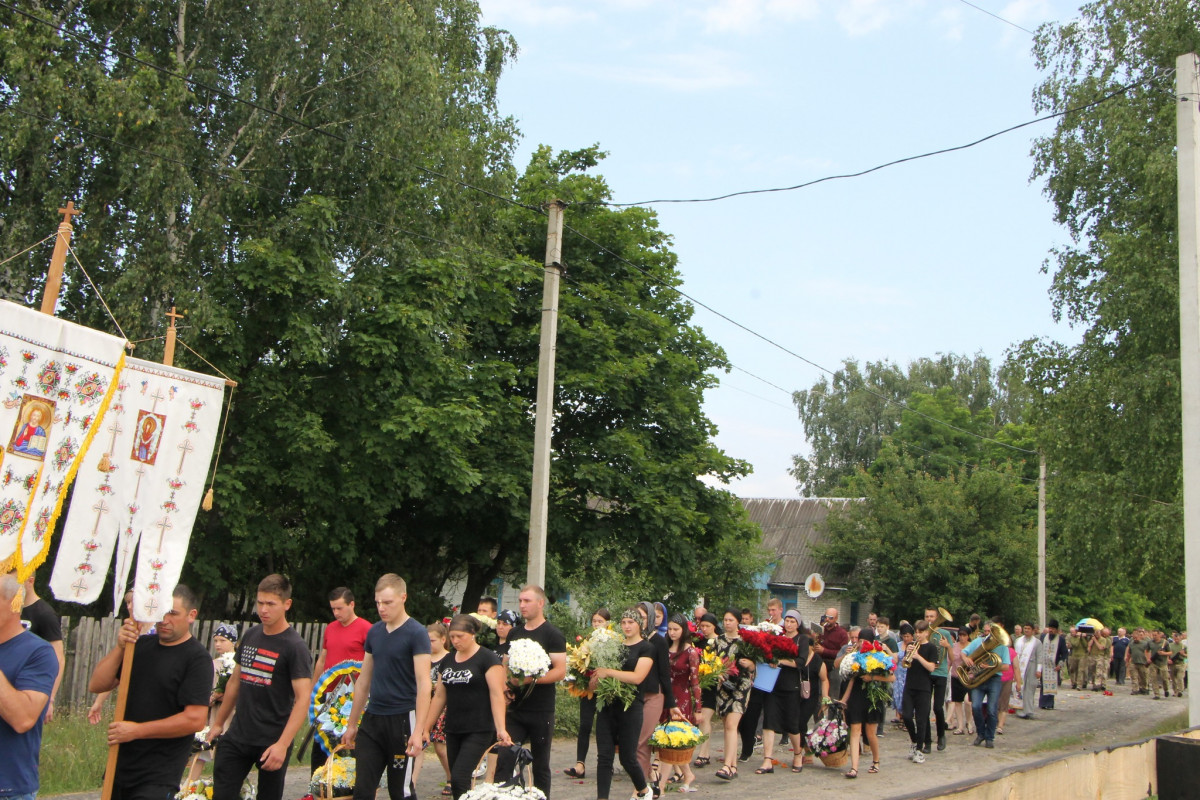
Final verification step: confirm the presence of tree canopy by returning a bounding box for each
[0,1,762,619]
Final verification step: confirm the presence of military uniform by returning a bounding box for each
[1067,632,1089,689]
[1088,634,1111,690]
[1148,637,1172,698]
[1168,640,1187,697]
[1128,636,1151,695]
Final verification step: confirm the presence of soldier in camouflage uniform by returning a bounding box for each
[1148,630,1172,699]
[1088,628,1112,691]
[1067,627,1089,690]
[1168,631,1187,698]
[1126,628,1150,695]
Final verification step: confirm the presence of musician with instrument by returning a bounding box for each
[922,607,954,753]
[960,617,1011,749]
[899,621,938,764]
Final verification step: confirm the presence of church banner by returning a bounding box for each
[0,299,126,581]
[51,356,224,619]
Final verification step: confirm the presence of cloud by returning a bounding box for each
[934,6,966,41]
[475,0,597,28]
[697,0,821,35]
[581,49,755,92]
[834,0,923,37]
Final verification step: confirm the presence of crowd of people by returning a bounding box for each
[0,571,1189,800]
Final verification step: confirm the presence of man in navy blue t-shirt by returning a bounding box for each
[0,572,59,800]
[344,574,431,800]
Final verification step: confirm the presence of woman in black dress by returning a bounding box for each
[424,615,512,799]
[759,611,828,774]
[590,608,656,800]
[838,629,893,778]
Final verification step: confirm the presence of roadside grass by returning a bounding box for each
[40,707,109,796]
[1024,709,1189,756]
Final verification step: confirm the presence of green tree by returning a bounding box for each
[1011,0,1198,627]
[790,353,1027,496]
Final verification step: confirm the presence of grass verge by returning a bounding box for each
[40,707,109,796]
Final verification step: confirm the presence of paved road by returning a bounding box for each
[54,687,1187,800]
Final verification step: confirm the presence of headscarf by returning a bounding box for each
[214,623,239,643]
[785,610,809,662]
[638,601,656,639]
[654,602,669,637]
[497,609,521,626]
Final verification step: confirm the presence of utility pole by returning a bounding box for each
[527,200,566,589]
[1175,53,1200,727]
[40,201,81,315]
[1038,452,1047,631]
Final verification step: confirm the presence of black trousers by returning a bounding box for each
[738,688,765,759]
[576,694,597,763]
[902,687,932,748]
[1112,657,1127,684]
[445,730,494,799]
[112,784,177,800]
[596,700,646,800]
[925,675,948,746]
[494,707,555,798]
[353,710,417,800]
[213,736,292,800]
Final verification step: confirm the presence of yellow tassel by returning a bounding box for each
[97,452,112,472]
[202,487,214,511]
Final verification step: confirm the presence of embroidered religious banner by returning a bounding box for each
[0,299,126,581]
[51,356,224,620]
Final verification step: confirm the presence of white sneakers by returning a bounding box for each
[908,744,925,763]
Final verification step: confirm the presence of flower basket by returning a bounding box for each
[752,664,780,692]
[819,749,849,768]
[805,706,848,764]
[309,745,355,800]
[657,746,695,765]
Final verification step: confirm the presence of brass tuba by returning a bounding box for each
[955,623,1011,689]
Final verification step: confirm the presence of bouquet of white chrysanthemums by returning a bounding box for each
[507,638,551,682]
[459,784,546,800]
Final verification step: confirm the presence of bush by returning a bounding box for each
[554,684,581,738]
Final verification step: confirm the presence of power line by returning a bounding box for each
[954,0,1036,36]
[589,70,1173,208]
[0,1,540,215]
[559,220,1039,455]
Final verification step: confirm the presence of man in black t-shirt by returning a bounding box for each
[210,574,313,800]
[493,585,566,798]
[88,584,213,800]
[21,575,65,721]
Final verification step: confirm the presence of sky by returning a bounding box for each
[475,0,1084,498]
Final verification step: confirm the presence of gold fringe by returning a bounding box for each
[97,452,112,473]
[201,486,213,511]
[14,351,126,585]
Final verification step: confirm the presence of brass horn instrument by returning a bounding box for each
[955,623,1011,689]
[903,607,955,668]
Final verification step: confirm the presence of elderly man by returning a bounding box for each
[1,572,60,800]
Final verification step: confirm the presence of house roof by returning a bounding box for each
[739,497,862,586]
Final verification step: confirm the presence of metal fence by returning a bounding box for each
[54,616,328,710]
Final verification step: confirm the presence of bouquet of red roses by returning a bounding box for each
[737,627,799,665]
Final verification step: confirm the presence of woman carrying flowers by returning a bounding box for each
[837,630,894,778]
[565,607,611,780]
[692,614,721,769]
[657,614,700,793]
[424,615,512,799]
[635,601,680,796]
[589,608,657,800]
[714,608,755,780]
[759,611,827,775]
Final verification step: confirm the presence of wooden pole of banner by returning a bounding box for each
[40,202,81,315]
[102,309,183,800]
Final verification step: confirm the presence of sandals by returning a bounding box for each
[441,786,453,796]
[791,758,804,774]
[754,763,774,774]
[715,766,738,780]
[691,757,710,768]
[952,729,966,736]
[565,762,586,779]
[844,768,858,779]
[868,762,880,774]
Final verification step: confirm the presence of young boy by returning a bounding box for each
[902,620,938,763]
[210,574,313,800]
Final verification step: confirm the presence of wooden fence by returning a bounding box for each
[54,616,329,710]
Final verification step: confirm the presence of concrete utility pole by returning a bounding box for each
[1038,453,1047,632]
[527,200,566,589]
[1176,53,1200,727]
[40,201,81,315]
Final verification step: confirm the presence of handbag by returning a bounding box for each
[800,680,811,699]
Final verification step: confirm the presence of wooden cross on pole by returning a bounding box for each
[162,306,182,367]
[40,201,81,316]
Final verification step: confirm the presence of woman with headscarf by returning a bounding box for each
[758,611,827,774]
[590,608,656,800]
[636,601,679,795]
[714,608,755,780]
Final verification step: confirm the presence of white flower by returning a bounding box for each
[507,639,552,679]
[756,621,783,635]
[459,783,547,800]
[216,652,236,676]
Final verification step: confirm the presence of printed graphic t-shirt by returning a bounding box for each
[439,647,501,734]
[227,624,313,745]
